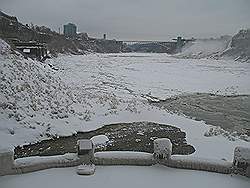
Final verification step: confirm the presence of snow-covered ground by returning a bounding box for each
[1,39,250,161]
[0,165,249,188]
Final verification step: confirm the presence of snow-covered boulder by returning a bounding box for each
[76,164,95,175]
[91,135,109,149]
[153,138,172,160]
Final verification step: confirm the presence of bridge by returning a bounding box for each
[122,37,195,53]
[123,40,172,45]
[123,37,195,45]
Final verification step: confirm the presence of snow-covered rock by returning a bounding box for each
[76,164,95,175]
[153,138,172,160]
[90,135,109,148]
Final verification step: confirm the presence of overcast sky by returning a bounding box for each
[1,0,250,41]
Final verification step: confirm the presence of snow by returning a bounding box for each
[91,135,109,147]
[0,38,10,54]
[0,38,250,186]
[0,38,250,162]
[14,153,78,167]
[0,165,249,188]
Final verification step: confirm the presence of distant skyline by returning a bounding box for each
[1,0,250,41]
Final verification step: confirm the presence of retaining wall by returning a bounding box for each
[0,151,236,176]
[160,155,232,174]
[0,153,81,176]
[94,151,156,166]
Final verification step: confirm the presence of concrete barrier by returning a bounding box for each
[94,151,156,166]
[0,153,82,176]
[0,139,248,178]
[0,149,14,176]
[160,155,232,174]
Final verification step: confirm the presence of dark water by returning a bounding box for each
[152,93,250,140]
[15,121,195,159]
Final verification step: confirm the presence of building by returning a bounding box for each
[63,23,77,38]
[13,41,47,60]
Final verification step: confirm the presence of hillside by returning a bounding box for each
[222,29,250,62]
[174,36,231,59]
[174,30,250,63]
[0,11,124,56]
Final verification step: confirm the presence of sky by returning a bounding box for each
[1,0,250,41]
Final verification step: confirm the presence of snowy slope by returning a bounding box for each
[0,39,88,146]
[174,37,231,59]
[1,38,250,161]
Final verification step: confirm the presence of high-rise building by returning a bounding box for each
[63,23,77,38]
